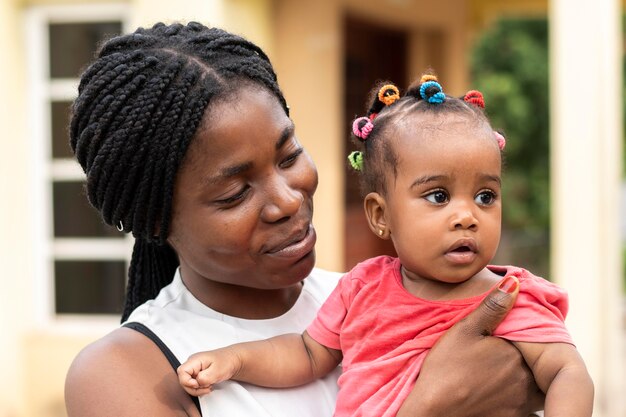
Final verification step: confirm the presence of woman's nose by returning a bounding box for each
[260,176,304,223]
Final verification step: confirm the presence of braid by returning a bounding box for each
[70,22,288,322]
[122,239,179,321]
[98,59,186,225]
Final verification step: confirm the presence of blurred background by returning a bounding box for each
[0,0,623,416]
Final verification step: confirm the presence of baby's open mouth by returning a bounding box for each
[452,246,471,252]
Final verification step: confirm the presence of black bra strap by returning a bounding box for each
[123,321,202,415]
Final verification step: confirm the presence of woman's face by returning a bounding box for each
[168,87,318,291]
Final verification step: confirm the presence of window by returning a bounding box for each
[26,5,130,322]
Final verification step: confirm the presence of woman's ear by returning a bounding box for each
[364,192,390,239]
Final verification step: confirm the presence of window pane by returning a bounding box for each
[53,181,120,237]
[49,21,122,78]
[51,101,73,158]
[55,260,126,314]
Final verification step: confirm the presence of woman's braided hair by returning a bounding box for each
[69,22,289,322]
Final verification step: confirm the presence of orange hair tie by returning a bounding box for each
[420,74,438,84]
[377,84,400,106]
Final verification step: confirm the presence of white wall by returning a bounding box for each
[550,0,624,415]
[0,0,33,415]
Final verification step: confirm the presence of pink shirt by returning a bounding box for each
[306,256,573,417]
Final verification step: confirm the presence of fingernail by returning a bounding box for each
[498,276,518,293]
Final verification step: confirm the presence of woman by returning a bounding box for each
[65,22,543,416]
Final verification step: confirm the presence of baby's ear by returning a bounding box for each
[363,192,390,239]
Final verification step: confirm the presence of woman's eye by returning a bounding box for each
[424,190,449,204]
[475,191,496,206]
[215,186,249,207]
[279,148,303,168]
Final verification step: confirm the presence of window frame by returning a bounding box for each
[25,3,132,331]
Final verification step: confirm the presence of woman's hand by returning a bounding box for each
[397,276,544,417]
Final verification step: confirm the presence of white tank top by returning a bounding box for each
[125,268,342,417]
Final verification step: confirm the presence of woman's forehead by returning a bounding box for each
[182,88,292,174]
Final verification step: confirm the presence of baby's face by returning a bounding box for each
[381,113,502,285]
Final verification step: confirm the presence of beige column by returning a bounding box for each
[550,0,624,416]
[223,0,274,56]
[0,0,30,415]
[130,0,274,54]
[443,22,469,95]
[273,0,344,272]
[130,0,226,29]
[128,0,273,54]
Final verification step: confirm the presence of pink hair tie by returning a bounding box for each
[494,131,506,150]
[352,117,374,140]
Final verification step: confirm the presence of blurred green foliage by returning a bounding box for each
[471,18,626,287]
[469,18,551,276]
[470,18,550,229]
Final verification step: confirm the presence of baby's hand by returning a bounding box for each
[177,349,242,396]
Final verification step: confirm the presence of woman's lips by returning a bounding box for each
[267,225,316,260]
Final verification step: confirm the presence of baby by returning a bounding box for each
[177,73,593,417]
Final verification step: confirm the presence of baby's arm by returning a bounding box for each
[177,331,342,396]
[513,341,593,417]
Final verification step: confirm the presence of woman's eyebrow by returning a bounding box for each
[276,123,295,150]
[219,162,253,179]
[203,123,296,186]
[202,162,252,186]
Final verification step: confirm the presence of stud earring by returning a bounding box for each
[378,229,384,236]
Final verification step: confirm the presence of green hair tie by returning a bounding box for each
[348,151,363,171]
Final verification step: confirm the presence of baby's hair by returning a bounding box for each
[69,22,288,322]
[349,72,502,196]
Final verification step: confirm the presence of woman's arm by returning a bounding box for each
[513,341,593,417]
[178,332,342,395]
[65,328,200,417]
[397,277,545,417]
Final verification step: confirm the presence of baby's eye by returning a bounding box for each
[424,190,449,204]
[475,190,497,206]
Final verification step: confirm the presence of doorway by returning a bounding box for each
[343,15,408,269]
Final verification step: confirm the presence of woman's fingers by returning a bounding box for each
[396,276,542,417]
[457,275,520,336]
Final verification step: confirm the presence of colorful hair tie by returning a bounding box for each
[352,116,374,140]
[494,131,506,150]
[377,84,400,106]
[419,80,445,104]
[464,90,485,108]
[348,151,364,171]
[420,74,438,84]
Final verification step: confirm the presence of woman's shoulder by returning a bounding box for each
[65,327,199,417]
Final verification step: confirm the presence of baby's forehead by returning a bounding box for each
[392,111,492,144]
[397,109,483,126]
